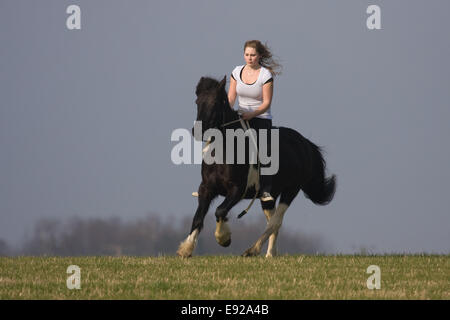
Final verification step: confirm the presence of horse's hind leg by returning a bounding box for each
[242,202,288,257]
[242,187,300,257]
[177,184,215,258]
[261,200,278,257]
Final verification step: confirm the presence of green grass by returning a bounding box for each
[0,255,448,299]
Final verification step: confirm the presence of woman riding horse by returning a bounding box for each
[228,40,282,202]
[177,43,336,258]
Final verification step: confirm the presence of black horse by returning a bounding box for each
[177,75,336,257]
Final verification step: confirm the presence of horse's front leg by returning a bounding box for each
[177,184,216,258]
[214,186,243,247]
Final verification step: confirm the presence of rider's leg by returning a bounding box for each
[249,118,273,201]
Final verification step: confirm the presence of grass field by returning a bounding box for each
[0,255,448,299]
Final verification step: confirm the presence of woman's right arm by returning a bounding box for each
[228,76,237,109]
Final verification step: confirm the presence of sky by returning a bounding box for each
[1,0,449,254]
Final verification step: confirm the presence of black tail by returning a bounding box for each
[302,142,336,205]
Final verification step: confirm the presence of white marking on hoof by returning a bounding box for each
[215,219,231,247]
[177,229,199,258]
[192,192,199,197]
[265,250,276,258]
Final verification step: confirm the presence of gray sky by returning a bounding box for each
[1,0,449,253]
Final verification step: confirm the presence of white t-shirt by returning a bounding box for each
[231,65,273,120]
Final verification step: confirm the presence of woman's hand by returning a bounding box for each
[241,111,255,121]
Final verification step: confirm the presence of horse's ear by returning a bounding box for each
[196,77,206,96]
[219,75,227,90]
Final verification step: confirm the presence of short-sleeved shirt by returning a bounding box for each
[231,65,273,120]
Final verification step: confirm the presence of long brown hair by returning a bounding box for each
[244,40,282,76]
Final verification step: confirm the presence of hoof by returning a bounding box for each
[176,252,192,258]
[215,219,231,247]
[219,238,231,247]
[176,248,192,258]
[177,229,199,258]
[242,247,259,257]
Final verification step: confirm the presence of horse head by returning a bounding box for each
[192,75,229,137]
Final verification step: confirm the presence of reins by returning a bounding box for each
[220,118,242,127]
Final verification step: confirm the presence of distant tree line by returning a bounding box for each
[0,214,327,256]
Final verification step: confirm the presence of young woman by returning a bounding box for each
[228,40,282,202]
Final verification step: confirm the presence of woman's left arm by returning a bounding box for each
[241,81,273,120]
